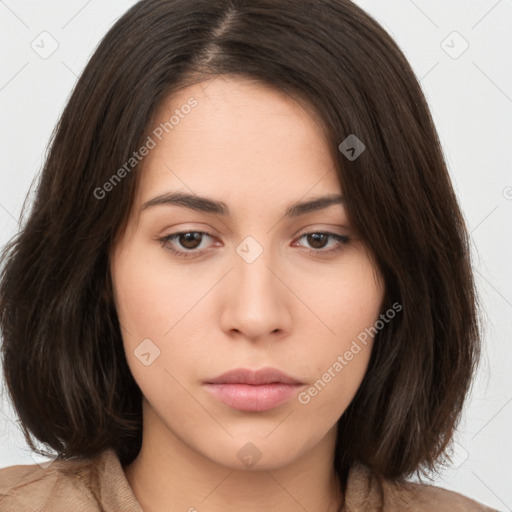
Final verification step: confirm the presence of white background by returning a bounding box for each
[0,1,511,510]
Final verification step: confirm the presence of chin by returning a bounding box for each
[198,432,315,472]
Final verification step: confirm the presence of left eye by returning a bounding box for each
[158,231,350,259]
[294,232,349,252]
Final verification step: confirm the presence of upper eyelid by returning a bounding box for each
[162,222,349,237]
[163,228,347,239]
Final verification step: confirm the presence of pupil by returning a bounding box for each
[181,233,201,249]
[308,233,327,249]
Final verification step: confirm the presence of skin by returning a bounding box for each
[111,76,385,512]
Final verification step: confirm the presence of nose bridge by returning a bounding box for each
[222,234,290,338]
[235,234,281,306]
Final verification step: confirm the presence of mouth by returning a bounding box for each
[203,367,304,412]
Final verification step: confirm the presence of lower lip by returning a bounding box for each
[203,383,302,412]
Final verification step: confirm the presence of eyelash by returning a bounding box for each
[158,231,350,260]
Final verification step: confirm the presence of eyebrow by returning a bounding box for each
[140,191,345,217]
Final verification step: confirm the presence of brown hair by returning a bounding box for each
[0,0,480,486]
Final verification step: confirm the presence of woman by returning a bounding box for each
[0,0,498,510]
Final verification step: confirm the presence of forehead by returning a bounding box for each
[136,76,341,209]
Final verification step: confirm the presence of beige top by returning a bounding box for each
[0,448,498,511]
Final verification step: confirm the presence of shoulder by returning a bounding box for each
[381,477,499,511]
[0,453,102,512]
[345,463,499,512]
[0,448,141,512]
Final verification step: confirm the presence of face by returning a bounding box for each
[111,76,385,471]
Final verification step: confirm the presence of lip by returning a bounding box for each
[203,367,304,412]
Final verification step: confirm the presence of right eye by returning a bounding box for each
[158,231,216,259]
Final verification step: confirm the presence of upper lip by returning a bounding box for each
[204,367,303,385]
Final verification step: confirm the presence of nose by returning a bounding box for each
[219,243,293,342]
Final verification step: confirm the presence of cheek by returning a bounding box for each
[111,244,210,387]
[296,309,379,428]
[112,244,185,340]
[311,254,384,346]
[113,277,163,343]
[297,255,383,411]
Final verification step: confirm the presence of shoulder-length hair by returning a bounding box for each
[0,0,479,485]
